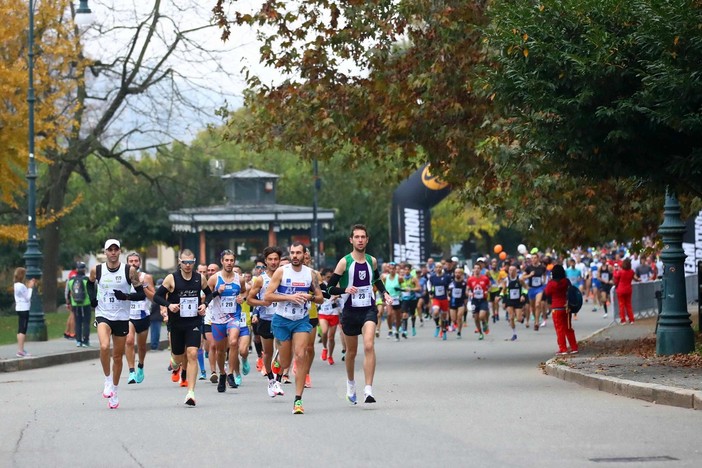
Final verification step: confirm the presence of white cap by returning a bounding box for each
[451,256,459,262]
[476,257,486,263]
[104,239,121,250]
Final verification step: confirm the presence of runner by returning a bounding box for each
[125,252,156,385]
[202,250,246,393]
[428,262,452,340]
[487,258,505,323]
[264,242,324,414]
[399,264,420,337]
[597,260,614,318]
[467,264,491,340]
[203,263,220,383]
[522,255,547,331]
[382,263,403,341]
[502,265,526,341]
[233,265,252,387]
[90,239,145,409]
[448,268,467,339]
[318,268,341,364]
[248,247,285,397]
[152,249,211,406]
[325,224,392,405]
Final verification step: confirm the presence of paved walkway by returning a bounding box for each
[544,305,702,410]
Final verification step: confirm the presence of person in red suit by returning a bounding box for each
[614,258,638,324]
[544,265,578,355]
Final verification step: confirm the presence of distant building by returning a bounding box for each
[168,166,335,264]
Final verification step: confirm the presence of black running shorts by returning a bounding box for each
[170,320,202,355]
[96,316,129,337]
[341,307,378,337]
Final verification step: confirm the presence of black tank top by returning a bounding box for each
[168,269,202,325]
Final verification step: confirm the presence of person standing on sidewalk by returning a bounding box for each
[544,265,578,355]
[614,258,639,324]
[13,267,35,357]
[67,262,92,347]
[90,239,146,409]
[149,279,165,350]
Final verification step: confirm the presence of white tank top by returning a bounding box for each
[273,264,312,320]
[129,272,149,320]
[96,263,131,321]
[257,271,276,321]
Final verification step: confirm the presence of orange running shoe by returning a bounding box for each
[256,357,263,372]
[321,348,328,361]
[171,369,180,383]
[180,379,188,388]
[327,356,335,365]
[304,374,311,388]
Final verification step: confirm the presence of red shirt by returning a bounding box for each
[614,268,635,294]
[544,278,569,308]
[467,275,491,300]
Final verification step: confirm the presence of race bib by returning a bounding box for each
[509,288,520,300]
[601,273,610,281]
[640,273,649,282]
[321,301,334,314]
[451,288,463,299]
[101,290,119,311]
[434,285,445,297]
[473,287,484,299]
[531,277,542,287]
[180,296,198,317]
[351,286,373,307]
[392,296,400,306]
[239,314,247,327]
[401,290,412,299]
[221,297,237,314]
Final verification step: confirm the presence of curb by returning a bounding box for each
[0,341,171,373]
[544,359,702,410]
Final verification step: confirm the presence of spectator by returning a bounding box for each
[63,267,77,340]
[614,258,638,324]
[13,267,36,357]
[544,265,578,355]
[67,262,92,347]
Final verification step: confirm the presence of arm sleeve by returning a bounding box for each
[373,270,387,295]
[326,273,345,296]
[320,282,332,300]
[153,285,170,308]
[204,289,219,306]
[127,285,146,301]
[87,280,97,308]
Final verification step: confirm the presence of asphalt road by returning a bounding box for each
[1,311,700,468]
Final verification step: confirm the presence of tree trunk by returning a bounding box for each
[41,159,74,312]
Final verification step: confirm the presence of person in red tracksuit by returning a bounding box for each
[544,265,578,355]
[614,258,638,324]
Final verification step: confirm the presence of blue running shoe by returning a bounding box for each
[442,331,447,341]
[127,371,137,384]
[136,367,144,384]
[235,374,242,386]
[434,327,440,338]
[412,327,416,337]
[242,358,250,376]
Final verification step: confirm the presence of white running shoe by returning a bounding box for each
[273,380,284,396]
[108,392,119,409]
[540,320,547,328]
[346,381,357,405]
[102,381,113,399]
[267,380,277,398]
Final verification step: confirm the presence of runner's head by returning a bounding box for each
[263,246,283,272]
[289,242,306,267]
[207,264,219,277]
[454,268,464,281]
[253,257,266,276]
[197,264,207,276]
[472,264,481,276]
[508,265,518,278]
[179,249,196,273]
[220,249,236,272]
[103,239,121,263]
[349,224,368,252]
[126,251,141,270]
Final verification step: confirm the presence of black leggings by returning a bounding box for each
[17,310,29,334]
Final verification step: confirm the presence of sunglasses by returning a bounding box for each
[181,260,195,265]
[254,265,265,269]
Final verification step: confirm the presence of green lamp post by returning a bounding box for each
[25,1,94,341]
[656,191,695,355]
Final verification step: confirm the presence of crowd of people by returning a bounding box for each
[11,233,661,412]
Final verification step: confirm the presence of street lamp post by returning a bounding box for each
[25,1,93,341]
[655,191,695,355]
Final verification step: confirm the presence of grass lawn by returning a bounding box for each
[0,311,72,346]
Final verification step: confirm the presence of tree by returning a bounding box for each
[431,193,499,256]
[0,0,83,240]
[35,0,241,310]
[485,0,702,198]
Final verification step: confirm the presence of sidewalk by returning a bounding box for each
[0,334,169,372]
[544,306,702,411]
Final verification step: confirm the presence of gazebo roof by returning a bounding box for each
[221,167,280,179]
